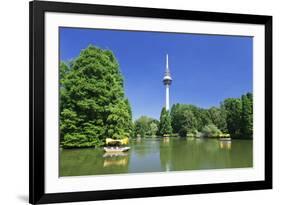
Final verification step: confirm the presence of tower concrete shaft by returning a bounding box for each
[166,84,170,111]
[163,54,172,111]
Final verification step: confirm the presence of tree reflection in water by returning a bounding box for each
[159,138,252,171]
[60,138,252,177]
[103,153,129,167]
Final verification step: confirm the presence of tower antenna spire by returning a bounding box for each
[165,54,170,75]
[166,54,169,71]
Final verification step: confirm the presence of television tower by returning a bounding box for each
[163,54,172,111]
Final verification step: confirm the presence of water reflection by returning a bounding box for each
[60,138,252,177]
[219,140,232,150]
[103,152,128,157]
[159,138,251,171]
[60,148,130,176]
[103,157,129,167]
[103,152,129,167]
[163,137,170,144]
[136,137,142,143]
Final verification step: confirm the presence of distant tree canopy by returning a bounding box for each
[133,92,252,139]
[133,116,159,137]
[170,93,253,138]
[60,45,133,148]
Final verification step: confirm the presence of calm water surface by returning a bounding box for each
[60,137,252,176]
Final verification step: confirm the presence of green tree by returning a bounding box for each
[241,93,253,138]
[170,93,252,139]
[222,98,242,138]
[149,122,158,137]
[133,116,159,137]
[178,109,198,137]
[59,62,72,114]
[170,104,200,136]
[159,108,172,136]
[201,124,222,137]
[208,106,227,132]
[124,98,134,137]
[170,104,182,134]
[191,106,211,131]
[134,116,150,137]
[60,45,133,148]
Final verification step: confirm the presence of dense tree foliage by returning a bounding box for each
[207,107,227,132]
[241,93,253,138]
[170,93,253,138]
[171,104,199,136]
[223,98,242,138]
[59,45,133,148]
[158,108,173,136]
[133,116,159,137]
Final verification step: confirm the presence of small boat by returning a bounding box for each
[103,146,130,153]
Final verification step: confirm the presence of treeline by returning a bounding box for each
[59,45,133,148]
[133,93,253,139]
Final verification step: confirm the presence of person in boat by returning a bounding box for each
[105,137,129,146]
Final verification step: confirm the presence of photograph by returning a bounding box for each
[28,1,272,203]
[59,27,253,177]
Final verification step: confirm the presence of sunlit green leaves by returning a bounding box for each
[59,45,133,148]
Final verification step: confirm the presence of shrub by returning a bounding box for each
[201,124,222,138]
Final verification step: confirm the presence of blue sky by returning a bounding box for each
[60,27,253,120]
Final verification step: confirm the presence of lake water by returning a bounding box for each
[60,137,253,176]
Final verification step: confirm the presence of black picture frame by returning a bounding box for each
[29,0,272,204]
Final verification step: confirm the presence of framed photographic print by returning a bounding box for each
[29,0,272,204]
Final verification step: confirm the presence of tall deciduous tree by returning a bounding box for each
[60,45,133,148]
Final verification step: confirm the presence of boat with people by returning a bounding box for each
[105,137,129,146]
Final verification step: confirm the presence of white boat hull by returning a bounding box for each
[103,147,130,152]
